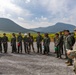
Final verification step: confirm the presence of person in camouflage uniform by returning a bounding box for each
[28,33,35,53]
[71,28,76,74]
[0,34,2,53]
[23,33,29,53]
[64,30,73,66]
[54,33,62,58]
[43,33,50,55]
[36,32,43,54]
[59,31,64,55]
[54,35,57,53]
[68,44,76,74]
[2,33,8,53]
[17,32,23,53]
[11,33,17,53]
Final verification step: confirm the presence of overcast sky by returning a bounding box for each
[0,0,76,29]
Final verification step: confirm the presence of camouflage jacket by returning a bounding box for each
[2,36,8,43]
[43,37,50,46]
[36,35,43,43]
[11,37,16,44]
[65,35,73,50]
[17,35,23,42]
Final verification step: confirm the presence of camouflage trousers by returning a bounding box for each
[74,60,76,74]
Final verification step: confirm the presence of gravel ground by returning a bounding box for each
[0,42,75,75]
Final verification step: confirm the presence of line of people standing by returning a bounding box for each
[54,30,75,66]
[0,33,8,53]
[0,32,50,55]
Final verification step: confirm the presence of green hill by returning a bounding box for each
[32,22,76,33]
[0,18,33,33]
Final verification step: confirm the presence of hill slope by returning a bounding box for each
[0,18,31,33]
[32,22,76,33]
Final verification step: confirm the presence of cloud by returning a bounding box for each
[0,0,76,28]
[25,0,31,3]
[35,16,48,22]
[18,17,24,21]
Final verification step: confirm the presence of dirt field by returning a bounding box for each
[0,42,75,75]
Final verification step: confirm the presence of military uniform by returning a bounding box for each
[36,35,43,54]
[59,34,63,55]
[63,35,68,58]
[17,35,23,53]
[2,36,8,53]
[11,36,16,53]
[0,37,2,53]
[54,37,57,53]
[65,35,73,65]
[65,35,73,50]
[54,37,61,58]
[28,36,34,53]
[73,43,76,74]
[23,36,29,53]
[43,37,50,55]
[68,42,76,74]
